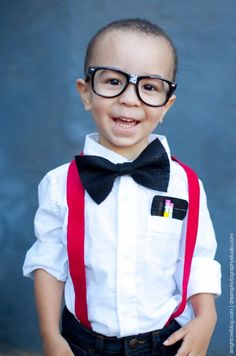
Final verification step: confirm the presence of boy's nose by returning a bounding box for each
[118,83,141,106]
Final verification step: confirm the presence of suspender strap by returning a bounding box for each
[165,156,200,325]
[67,160,91,329]
[67,156,200,329]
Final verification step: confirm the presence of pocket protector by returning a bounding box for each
[151,195,188,220]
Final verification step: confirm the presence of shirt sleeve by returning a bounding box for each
[174,179,221,298]
[22,169,68,281]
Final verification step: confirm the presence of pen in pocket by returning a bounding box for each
[163,199,174,218]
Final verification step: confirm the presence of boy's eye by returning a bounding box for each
[106,78,122,86]
[140,78,166,94]
[143,84,158,92]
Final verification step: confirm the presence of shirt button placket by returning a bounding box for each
[116,177,138,336]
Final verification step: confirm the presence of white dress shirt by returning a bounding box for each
[23,133,221,337]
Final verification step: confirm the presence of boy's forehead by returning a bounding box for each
[91,30,174,77]
[97,29,168,54]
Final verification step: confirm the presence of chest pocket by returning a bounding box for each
[146,216,183,269]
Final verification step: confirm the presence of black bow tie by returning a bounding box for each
[75,138,170,204]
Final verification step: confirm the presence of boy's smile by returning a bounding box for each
[77,30,176,159]
[112,117,139,128]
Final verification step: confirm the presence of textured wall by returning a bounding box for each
[1,1,235,354]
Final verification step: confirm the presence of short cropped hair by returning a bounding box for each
[84,18,178,81]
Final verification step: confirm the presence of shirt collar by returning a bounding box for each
[83,132,171,164]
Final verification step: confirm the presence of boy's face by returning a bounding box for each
[77,30,176,159]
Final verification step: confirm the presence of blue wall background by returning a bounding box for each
[1,1,235,354]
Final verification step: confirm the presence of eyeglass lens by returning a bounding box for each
[92,68,170,106]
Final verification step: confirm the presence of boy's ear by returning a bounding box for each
[159,95,176,123]
[76,79,92,111]
[164,94,176,111]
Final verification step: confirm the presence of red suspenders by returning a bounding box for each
[67,160,90,328]
[165,157,200,325]
[67,157,200,330]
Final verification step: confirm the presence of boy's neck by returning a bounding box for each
[98,138,150,161]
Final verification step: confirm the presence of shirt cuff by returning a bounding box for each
[22,241,68,282]
[187,257,222,298]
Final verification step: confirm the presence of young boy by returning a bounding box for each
[23,19,221,356]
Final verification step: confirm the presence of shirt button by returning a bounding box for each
[129,338,138,349]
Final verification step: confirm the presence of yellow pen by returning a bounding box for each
[163,199,171,217]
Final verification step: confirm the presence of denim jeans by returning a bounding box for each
[62,307,182,355]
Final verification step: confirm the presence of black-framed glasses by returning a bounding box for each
[85,66,177,107]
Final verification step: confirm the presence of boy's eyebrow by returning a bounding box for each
[142,72,164,78]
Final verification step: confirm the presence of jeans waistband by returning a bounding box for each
[62,307,182,355]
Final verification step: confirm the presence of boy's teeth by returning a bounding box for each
[120,117,133,122]
[114,117,138,128]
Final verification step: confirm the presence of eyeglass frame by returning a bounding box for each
[85,66,177,107]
